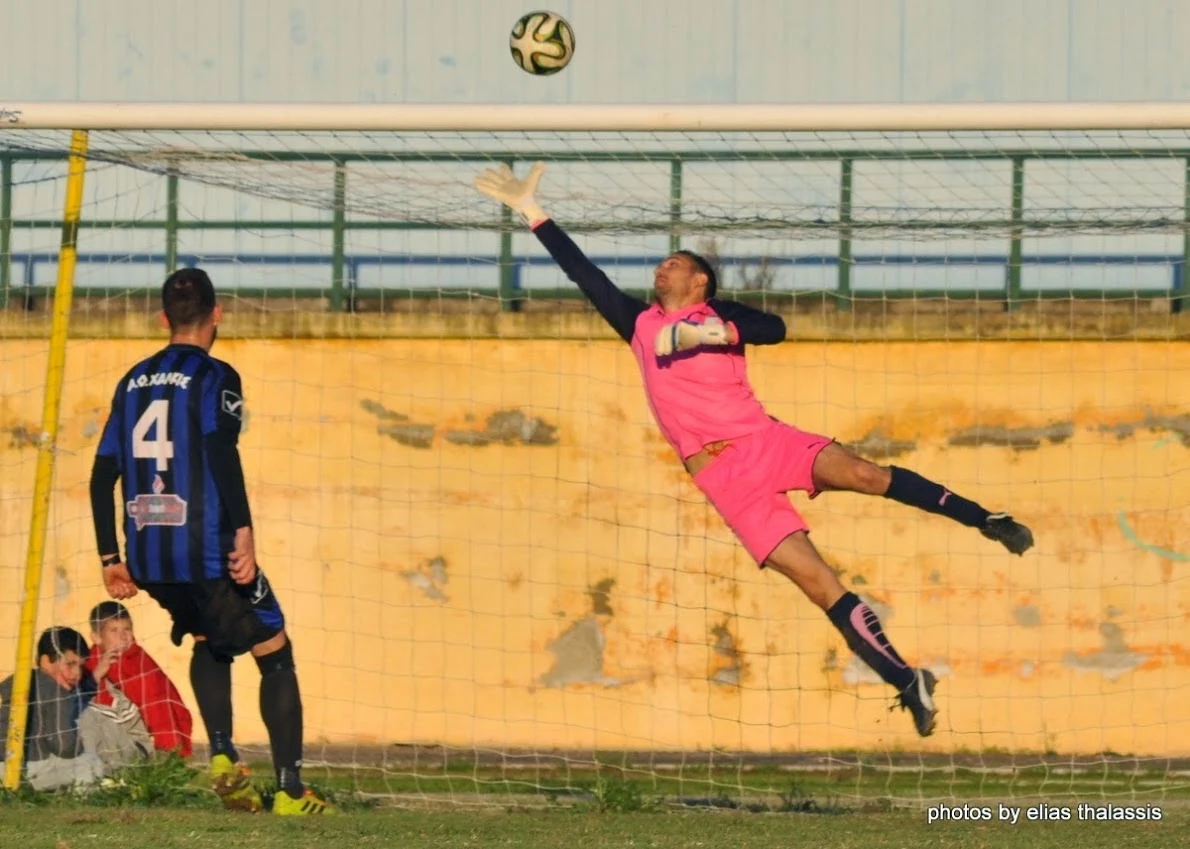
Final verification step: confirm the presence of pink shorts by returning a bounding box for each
[691,420,834,566]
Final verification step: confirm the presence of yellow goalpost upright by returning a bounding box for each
[3,130,90,791]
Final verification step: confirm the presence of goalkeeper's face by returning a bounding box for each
[653,254,707,306]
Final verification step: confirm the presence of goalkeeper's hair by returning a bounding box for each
[675,250,719,299]
[162,267,217,330]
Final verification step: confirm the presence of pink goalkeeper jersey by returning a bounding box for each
[532,220,788,460]
[630,302,776,459]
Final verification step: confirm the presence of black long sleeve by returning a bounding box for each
[205,433,253,530]
[708,298,787,346]
[533,219,649,343]
[89,454,121,558]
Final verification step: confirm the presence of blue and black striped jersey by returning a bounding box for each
[96,343,245,583]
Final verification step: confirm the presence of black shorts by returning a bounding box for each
[140,571,286,659]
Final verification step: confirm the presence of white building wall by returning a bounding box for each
[3,0,1190,104]
[2,0,1187,294]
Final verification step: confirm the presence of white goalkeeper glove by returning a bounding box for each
[654,316,731,357]
[474,161,549,227]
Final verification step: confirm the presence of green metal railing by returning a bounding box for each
[1,148,1188,312]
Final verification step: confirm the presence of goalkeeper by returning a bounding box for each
[475,163,1034,737]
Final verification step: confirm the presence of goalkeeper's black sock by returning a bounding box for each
[826,592,916,691]
[190,640,238,762]
[884,466,991,529]
[256,639,305,797]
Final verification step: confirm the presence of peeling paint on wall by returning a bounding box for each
[588,578,615,617]
[1012,605,1042,628]
[1063,622,1147,681]
[845,429,918,460]
[539,577,627,688]
[402,556,449,602]
[8,425,38,449]
[709,620,746,686]
[948,422,1074,451]
[1099,412,1190,447]
[363,400,558,449]
[539,617,624,688]
[54,564,70,601]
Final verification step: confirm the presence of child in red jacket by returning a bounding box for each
[85,601,193,758]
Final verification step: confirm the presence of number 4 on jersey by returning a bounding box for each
[132,398,174,472]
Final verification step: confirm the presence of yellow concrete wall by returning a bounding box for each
[1,338,1188,756]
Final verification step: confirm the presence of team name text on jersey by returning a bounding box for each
[127,372,193,391]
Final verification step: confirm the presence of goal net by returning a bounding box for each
[1,104,1187,809]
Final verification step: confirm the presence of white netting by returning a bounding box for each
[1,123,1187,809]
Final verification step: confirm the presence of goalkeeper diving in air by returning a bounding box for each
[475,163,1034,737]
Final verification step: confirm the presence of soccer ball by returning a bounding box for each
[509,11,575,76]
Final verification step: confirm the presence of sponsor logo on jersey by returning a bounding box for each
[126,474,188,530]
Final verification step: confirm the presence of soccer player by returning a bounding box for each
[475,163,1034,737]
[89,269,331,814]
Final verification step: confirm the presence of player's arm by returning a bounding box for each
[531,220,648,342]
[706,298,787,346]
[200,364,252,529]
[89,394,123,563]
[475,162,648,343]
[653,298,786,357]
[89,392,138,599]
[200,364,256,583]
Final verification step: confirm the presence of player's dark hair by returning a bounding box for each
[162,267,217,330]
[37,626,89,662]
[675,250,718,299]
[89,600,131,631]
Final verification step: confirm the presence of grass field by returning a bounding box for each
[3,806,1189,849]
[4,755,1190,849]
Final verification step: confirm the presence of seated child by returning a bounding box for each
[0,626,106,790]
[84,601,193,761]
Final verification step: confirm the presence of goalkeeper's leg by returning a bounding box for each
[763,531,938,737]
[810,443,1034,556]
[689,424,938,735]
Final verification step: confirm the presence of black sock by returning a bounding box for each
[255,640,304,797]
[190,641,238,761]
[884,466,991,529]
[826,592,916,691]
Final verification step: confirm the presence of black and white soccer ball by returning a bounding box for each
[509,11,575,76]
